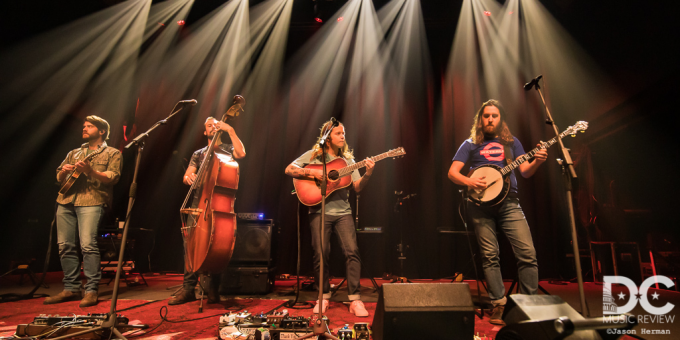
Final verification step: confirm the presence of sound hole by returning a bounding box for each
[328,170,339,181]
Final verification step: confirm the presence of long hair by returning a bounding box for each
[468,99,514,145]
[86,115,110,140]
[310,120,355,161]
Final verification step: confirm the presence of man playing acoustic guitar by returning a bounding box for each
[46,115,122,307]
[285,120,374,317]
[448,99,547,325]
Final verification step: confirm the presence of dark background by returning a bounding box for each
[1,0,678,283]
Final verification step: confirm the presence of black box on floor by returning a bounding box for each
[220,266,275,295]
[372,283,475,340]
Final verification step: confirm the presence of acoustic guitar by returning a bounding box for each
[293,147,406,206]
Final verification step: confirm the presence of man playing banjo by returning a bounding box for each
[447,99,548,325]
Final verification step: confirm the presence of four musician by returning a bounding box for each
[46,116,122,307]
[448,99,547,325]
[284,121,374,317]
[47,100,551,323]
[169,116,246,305]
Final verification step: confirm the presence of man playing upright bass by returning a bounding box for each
[169,116,246,305]
[448,99,548,325]
[285,120,375,317]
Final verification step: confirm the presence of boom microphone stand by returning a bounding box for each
[297,118,340,340]
[525,75,588,316]
[50,100,195,340]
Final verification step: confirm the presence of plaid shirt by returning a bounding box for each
[56,141,122,207]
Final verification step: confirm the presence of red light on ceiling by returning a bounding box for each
[484,11,491,16]
[337,17,343,22]
[315,17,323,23]
[177,20,185,25]
[509,11,514,15]
[158,23,165,26]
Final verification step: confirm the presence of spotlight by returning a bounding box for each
[337,17,343,22]
[484,11,491,16]
[315,17,323,23]
[177,20,185,25]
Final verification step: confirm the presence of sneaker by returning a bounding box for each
[79,291,98,307]
[313,299,329,313]
[44,290,82,305]
[168,288,197,305]
[349,300,369,317]
[489,305,505,326]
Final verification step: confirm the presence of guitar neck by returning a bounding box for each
[337,151,392,177]
[500,130,571,176]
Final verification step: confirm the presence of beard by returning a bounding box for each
[82,132,97,141]
[482,125,498,139]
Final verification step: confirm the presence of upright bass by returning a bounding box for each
[179,95,245,273]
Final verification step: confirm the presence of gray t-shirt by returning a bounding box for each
[292,150,362,216]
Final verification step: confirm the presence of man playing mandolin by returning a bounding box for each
[46,115,122,307]
[448,99,547,325]
[284,120,374,317]
[169,116,245,305]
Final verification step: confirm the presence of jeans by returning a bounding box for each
[56,204,104,292]
[309,213,362,300]
[468,198,538,304]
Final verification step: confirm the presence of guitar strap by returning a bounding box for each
[503,143,513,166]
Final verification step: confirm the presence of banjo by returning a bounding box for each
[466,121,588,206]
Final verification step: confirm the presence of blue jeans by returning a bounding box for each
[468,198,538,304]
[56,204,104,292]
[309,214,362,300]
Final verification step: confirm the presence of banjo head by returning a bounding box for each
[468,165,504,204]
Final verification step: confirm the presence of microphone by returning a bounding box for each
[179,99,198,105]
[523,75,543,91]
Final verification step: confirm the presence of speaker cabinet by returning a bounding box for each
[230,219,276,266]
[220,266,275,295]
[372,283,475,340]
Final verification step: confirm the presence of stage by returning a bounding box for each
[1,272,677,339]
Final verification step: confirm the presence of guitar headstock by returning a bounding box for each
[387,147,406,158]
[565,121,588,137]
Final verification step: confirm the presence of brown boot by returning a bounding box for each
[168,288,196,305]
[489,305,506,326]
[44,290,82,305]
[79,291,98,307]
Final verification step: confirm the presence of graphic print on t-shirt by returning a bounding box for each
[480,142,504,161]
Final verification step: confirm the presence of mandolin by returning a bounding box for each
[58,145,106,196]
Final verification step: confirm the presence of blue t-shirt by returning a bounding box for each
[452,137,525,194]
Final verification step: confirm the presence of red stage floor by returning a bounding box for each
[1,272,677,339]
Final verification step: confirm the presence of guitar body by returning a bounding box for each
[467,164,510,207]
[293,158,353,206]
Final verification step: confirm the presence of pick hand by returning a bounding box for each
[468,176,487,190]
[61,164,75,172]
[186,173,197,185]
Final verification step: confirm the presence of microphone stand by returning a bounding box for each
[50,101,190,340]
[530,80,589,317]
[297,122,339,340]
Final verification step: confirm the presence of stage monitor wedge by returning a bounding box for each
[372,283,475,340]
